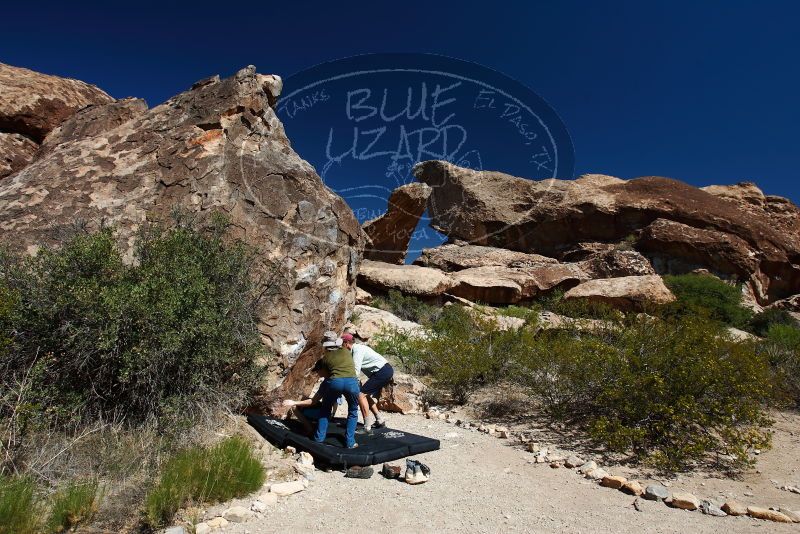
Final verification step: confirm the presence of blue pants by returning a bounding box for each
[313,377,360,448]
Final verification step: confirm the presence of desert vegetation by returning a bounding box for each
[0,216,269,531]
[372,275,800,472]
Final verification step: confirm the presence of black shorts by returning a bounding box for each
[361,363,394,397]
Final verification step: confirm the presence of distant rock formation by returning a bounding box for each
[0,65,364,405]
[0,62,113,178]
[413,160,800,304]
[362,182,431,264]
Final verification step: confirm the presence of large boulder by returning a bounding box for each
[0,62,113,143]
[363,182,431,264]
[358,259,454,297]
[415,243,557,271]
[376,372,427,414]
[347,304,426,341]
[448,263,588,304]
[563,275,675,311]
[0,65,364,405]
[414,160,800,303]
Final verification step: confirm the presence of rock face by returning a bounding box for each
[564,275,675,311]
[0,133,38,178]
[348,304,426,342]
[415,243,558,271]
[414,160,800,304]
[363,182,431,264]
[0,65,364,405]
[0,62,114,143]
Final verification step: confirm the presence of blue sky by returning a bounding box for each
[3,1,799,210]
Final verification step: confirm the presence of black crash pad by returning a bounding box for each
[247,415,440,467]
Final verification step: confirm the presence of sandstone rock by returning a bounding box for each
[563,275,675,311]
[258,492,279,505]
[194,523,211,534]
[206,517,228,528]
[584,468,609,481]
[778,508,800,523]
[668,492,700,510]
[414,160,800,304]
[0,66,364,406]
[621,480,644,496]
[297,451,314,466]
[721,500,748,516]
[564,455,584,468]
[415,243,557,271]
[250,499,268,513]
[363,182,431,264]
[746,506,793,523]
[577,461,598,473]
[600,475,627,489]
[355,287,372,305]
[0,62,113,143]
[699,500,727,517]
[270,480,305,496]
[0,133,37,179]
[643,485,670,501]
[358,260,453,297]
[377,372,427,414]
[223,506,253,522]
[448,263,588,304]
[165,527,187,534]
[349,304,426,341]
[726,327,759,342]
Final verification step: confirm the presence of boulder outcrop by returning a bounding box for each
[347,304,427,341]
[563,275,675,311]
[414,160,800,303]
[363,182,431,264]
[415,243,557,271]
[358,260,454,297]
[0,133,38,179]
[0,65,364,405]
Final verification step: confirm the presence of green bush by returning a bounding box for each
[0,218,265,425]
[748,308,796,337]
[662,274,752,328]
[761,324,800,407]
[144,436,265,528]
[514,315,773,471]
[46,479,100,533]
[371,290,442,324]
[0,475,39,534]
[375,306,532,404]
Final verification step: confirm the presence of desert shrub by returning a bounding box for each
[761,324,800,407]
[375,306,532,403]
[514,315,773,471]
[46,479,101,533]
[662,274,752,328]
[144,436,265,528]
[495,304,540,325]
[533,289,620,321]
[748,308,796,337]
[0,475,39,534]
[0,218,265,426]
[371,290,442,324]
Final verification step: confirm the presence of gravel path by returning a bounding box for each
[205,414,799,534]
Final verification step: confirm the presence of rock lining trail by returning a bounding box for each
[206,413,800,533]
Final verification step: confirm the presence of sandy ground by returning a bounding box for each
[199,411,800,534]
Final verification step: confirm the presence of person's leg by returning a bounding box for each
[295,407,316,435]
[313,381,339,443]
[343,378,361,448]
[357,392,370,421]
[362,364,394,426]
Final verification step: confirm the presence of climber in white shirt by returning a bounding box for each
[341,333,394,431]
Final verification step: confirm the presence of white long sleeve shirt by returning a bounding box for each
[351,343,388,377]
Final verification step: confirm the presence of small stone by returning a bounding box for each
[206,517,229,529]
[743,491,754,497]
[223,506,253,523]
[564,455,584,468]
[284,446,297,454]
[778,508,800,523]
[251,500,268,513]
[270,480,306,496]
[699,500,727,517]
[721,501,748,516]
[621,480,644,496]
[497,429,510,439]
[258,492,278,505]
[600,475,627,489]
[195,523,211,534]
[546,455,565,463]
[584,468,609,481]
[747,506,793,523]
[781,485,800,495]
[297,451,314,466]
[577,461,597,473]
[668,492,700,511]
[444,432,460,439]
[426,410,437,419]
[549,462,562,468]
[165,527,187,534]
[643,485,670,501]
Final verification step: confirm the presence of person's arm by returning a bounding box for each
[283,397,315,408]
[352,345,364,376]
